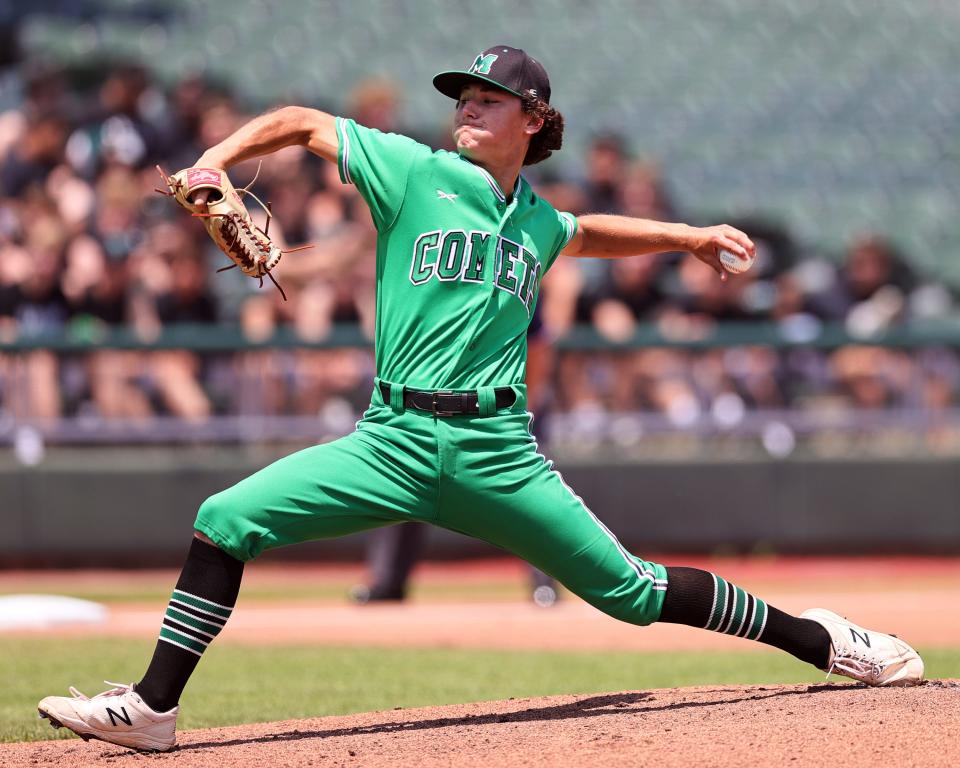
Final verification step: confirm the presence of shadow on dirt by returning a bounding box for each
[178,684,862,753]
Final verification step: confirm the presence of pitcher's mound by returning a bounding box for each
[9,681,959,767]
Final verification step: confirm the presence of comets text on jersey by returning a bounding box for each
[409,229,542,314]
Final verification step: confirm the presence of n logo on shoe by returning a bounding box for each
[106,706,132,727]
[850,628,871,647]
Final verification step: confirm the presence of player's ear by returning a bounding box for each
[524,114,544,135]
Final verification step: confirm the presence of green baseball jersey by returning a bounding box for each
[335,117,577,390]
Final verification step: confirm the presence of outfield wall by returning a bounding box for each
[2,449,958,565]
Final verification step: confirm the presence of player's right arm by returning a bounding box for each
[561,215,754,281]
[195,106,338,169]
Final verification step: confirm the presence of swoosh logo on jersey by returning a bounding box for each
[436,189,459,202]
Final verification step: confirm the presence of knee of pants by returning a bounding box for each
[589,593,663,627]
[194,490,259,562]
[571,579,666,627]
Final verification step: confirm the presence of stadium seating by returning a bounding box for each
[26,1,950,277]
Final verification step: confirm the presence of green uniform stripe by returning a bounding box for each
[724,586,747,635]
[166,607,223,637]
[171,590,232,619]
[706,576,728,631]
[559,212,578,250]
[747,600,768,640]
[160,626,208,654]
[736,596,756,637]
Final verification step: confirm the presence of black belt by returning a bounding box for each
[379,382,516,416]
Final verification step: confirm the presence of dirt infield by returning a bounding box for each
[23,587,957,653]
[4,682,958,767]
[6,556,958,652]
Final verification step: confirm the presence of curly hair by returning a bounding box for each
[521,93,564,166]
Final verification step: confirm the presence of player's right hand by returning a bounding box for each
[687,224,755,281]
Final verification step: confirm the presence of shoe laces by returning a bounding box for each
[67,681,133,701]
[828,647,884,681]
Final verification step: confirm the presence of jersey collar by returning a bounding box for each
[460,156,524,204]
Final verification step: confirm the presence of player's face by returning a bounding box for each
[453,84,540,167]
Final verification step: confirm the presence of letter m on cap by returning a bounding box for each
[469,53,498,75]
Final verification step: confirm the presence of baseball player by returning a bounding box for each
[38,45,923,752]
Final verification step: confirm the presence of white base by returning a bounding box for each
[0,594,108,630]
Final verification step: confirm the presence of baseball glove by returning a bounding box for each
[155,165,310,300]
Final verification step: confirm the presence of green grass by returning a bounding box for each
[5,638,960,743]
[0,581,528,606]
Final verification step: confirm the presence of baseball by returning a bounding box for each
[719,248,755,275]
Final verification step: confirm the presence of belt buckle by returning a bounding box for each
[431,390,459,416]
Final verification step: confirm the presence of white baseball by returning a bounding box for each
[718,248,755,275]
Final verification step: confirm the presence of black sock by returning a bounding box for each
[659,566,831,669]
[135,537,244,712]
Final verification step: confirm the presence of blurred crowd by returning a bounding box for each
[1,62,958,430]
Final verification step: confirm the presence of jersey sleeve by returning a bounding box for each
[335,117,425,231]
[544,209,579,272]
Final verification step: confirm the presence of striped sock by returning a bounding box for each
[136,537,244,712]
[158,589,233,657]
[703,573,769,641]
[659,566,831,668]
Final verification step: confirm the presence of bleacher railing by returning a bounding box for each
[6,319,960,352]
[3,321,960,451]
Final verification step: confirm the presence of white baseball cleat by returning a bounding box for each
[37,681,177,752]
[800,608,924,687]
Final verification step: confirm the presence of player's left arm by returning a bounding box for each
[195,106,339,170]
[561,214,755,280]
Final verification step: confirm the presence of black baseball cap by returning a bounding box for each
[433,45,551,104]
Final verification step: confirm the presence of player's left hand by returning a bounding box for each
[686,225,755,281]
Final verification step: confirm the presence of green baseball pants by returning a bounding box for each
[195,380,667,626]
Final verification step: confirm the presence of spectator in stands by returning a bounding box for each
[1,111,68,197]
[814,236,913,412]
[0,238,64,421]
[829,345,916,418]
[149,250,217,422]
[62,233,127,325]
[90,163,144,261]
[581,132,628,214]
[45,164,96,235]
[158,75,227,171]
[65,64,164,176]
[806,235,911,327]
